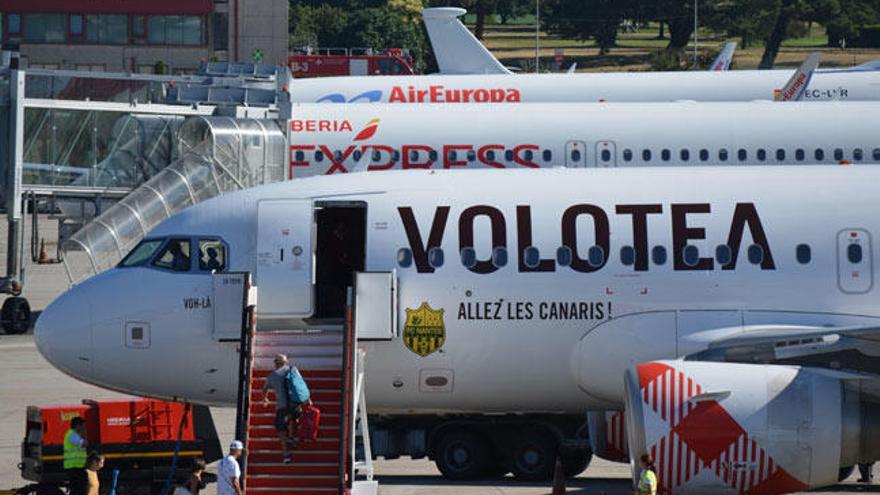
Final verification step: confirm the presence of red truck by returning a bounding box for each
[289,48,415,77]
[16,399,221,495]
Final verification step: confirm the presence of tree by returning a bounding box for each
[542,0,634,54]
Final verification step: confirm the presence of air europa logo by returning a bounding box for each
[389,85,521,103]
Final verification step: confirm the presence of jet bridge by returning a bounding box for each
[62,117,287,284]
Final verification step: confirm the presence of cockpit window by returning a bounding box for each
[198,239,226,272]
[120,239,164,267]
[152,239,191,272]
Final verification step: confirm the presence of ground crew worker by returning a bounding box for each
[63,417,88,495]
[636,453,657,495]
[85,453,104,495]
[217,441,244,495]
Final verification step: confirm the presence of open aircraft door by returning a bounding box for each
[353,271,398,340]
[256,200,314,317]
[565,140,587,167]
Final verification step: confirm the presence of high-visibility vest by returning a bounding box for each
[638,468,657,495]
[63,429,87,469]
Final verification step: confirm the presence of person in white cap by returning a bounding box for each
[217,440,243,495]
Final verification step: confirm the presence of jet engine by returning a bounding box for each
[587,411,629,463]
[623,361,880,494]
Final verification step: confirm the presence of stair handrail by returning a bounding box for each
[234,275,257,489]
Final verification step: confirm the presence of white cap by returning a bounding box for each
[230,440,244,451]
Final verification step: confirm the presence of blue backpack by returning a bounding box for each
[284,366,311,406]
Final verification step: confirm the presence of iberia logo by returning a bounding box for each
[353,118,380,141]
[403,302,445,357]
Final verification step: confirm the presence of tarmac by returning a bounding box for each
[0,217,877,494]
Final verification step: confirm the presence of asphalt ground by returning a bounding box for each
[0,217,878,494]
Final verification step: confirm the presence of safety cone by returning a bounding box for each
[38,238,49,264]
[551,455,566,495]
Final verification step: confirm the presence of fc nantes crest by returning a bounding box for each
[403,302,446,357]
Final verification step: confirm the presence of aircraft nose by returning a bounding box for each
[35,286,93,379]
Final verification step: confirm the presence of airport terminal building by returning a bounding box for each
[0,0,288,73]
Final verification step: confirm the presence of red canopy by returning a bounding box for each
[0,0,213,15]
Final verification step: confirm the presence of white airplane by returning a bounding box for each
[298,9,880,103]
[37,166,880,492]
[284,101,880,177]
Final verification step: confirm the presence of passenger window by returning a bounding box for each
[756,149,766,161]
[315,150,324,162]
[748,244,764,265]
[543,150,552,162]
[397,248,413,268]
[873,148,880,161]
[570,149,582,162]
[353,150,363,162]
[409,150,419,162]
[198,240,226,272]
[795,149,805,161]
[854,148,864,161]
[715,244,732,265]
[848,244,863,264]
[428,247,444,268]
[372,150,382,162]
[683,245,700,267]
[642,149,652,161]
[623,149,633,162]
[505,150,515,162]
[620,246,635,266]
[588,246,606,267]
[652,246,667,265]
[776,149,785,161]
[429,150,439,162]
[523,247,541,268]
[392,150,401,162]
[120,239,164,267]
[601,149,612,162]
[468,150,477,162]
[834,148,844,161]
[661,149,671,162]
[460,247,477,269]
[152,239,191,272]
[556,246,572,267]
[699,149,709,162]
[737,149,747,161]
[486,150,496,161]
[524,149,534,162]
[719,149,729,162]
[334,150,344,162]
[447,150,457,162]
[815,149,825,161]
[492,247,508,267]
[796,244,811,264]
[680,149,690,161]
[295,150,305,162]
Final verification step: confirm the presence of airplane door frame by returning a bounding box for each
[565,140,587,168]
[596,141,617,167]
[837,229,873,294]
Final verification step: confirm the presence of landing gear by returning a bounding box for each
[2,296,31,334]
[511,429,557,481]
[839,465,855,482]
[561,448,593,478]
[434,429,490,480]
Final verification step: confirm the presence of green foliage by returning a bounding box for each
[852,23,880,46]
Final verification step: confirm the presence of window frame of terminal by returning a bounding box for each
[118,236,229,273]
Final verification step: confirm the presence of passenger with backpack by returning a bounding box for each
[262,353,311,463]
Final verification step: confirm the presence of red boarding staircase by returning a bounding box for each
[237,327,355,495]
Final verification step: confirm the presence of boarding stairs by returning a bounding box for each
[234,280,376,495]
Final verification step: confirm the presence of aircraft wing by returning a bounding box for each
[685,323,880,398]
[708,42,737,71]
[422,7,512,75]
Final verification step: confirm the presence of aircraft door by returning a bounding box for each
[596,141,617,167]
[565,141,587,168]
[837,229,873,294]
[256,200,314,317]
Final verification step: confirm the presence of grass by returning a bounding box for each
[469,21,880,71]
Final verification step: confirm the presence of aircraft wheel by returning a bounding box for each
[2,296,31,334]
[511,429,557,481]
[562,448,593,478]
[434,429,490,480]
